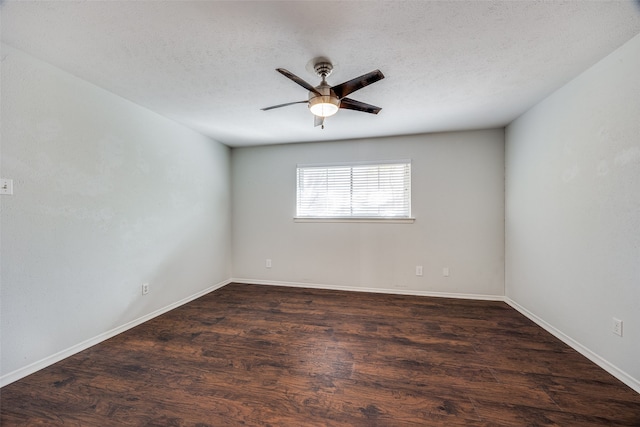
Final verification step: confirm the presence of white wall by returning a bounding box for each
[0,45,232,384]
[505,33,640,390]
[232,130,505,298]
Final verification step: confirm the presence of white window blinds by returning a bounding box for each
[296,161,411,218]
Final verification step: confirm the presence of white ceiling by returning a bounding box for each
[2,1,639,147]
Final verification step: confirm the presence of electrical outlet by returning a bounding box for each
[142,283,149,295]
[612,318,623,336]
[443,267,450,277]
[0,178,14,195]
[415,266,423,276]
[266,259,272,268]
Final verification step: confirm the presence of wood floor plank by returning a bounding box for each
[2,283,639,426]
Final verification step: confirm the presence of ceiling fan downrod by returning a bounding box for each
[313,61,333,81]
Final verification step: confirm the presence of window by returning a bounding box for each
[296,161,412,220]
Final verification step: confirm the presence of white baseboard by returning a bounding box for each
[505,297,640,395]
[0,279,232,388]
[231,278,504,301]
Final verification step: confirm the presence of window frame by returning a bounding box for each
[294,160,414,223]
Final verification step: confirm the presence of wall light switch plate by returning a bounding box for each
[0,179,14,195]
[415,266,423,276]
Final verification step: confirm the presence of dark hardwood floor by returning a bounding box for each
[2,283,639,426]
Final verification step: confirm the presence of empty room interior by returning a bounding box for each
[1,1,640,425]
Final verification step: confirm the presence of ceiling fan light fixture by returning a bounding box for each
[309,95,340,117]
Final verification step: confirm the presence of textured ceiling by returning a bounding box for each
[2,1,639,147]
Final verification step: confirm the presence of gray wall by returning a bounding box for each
[0,45,232,383]
[505,33,640,388]
[232,130,505,297]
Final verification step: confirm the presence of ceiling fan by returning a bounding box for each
[261,59,384,129]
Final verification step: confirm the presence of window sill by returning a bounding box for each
[293,217,415,224]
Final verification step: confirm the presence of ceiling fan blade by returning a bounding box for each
[331,70,384,99]
[314,115,325,128]
[276,68,321,96]
[261,100,308,111]
[339,97,382,114]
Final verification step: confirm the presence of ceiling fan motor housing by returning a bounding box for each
[308,82,340,117]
